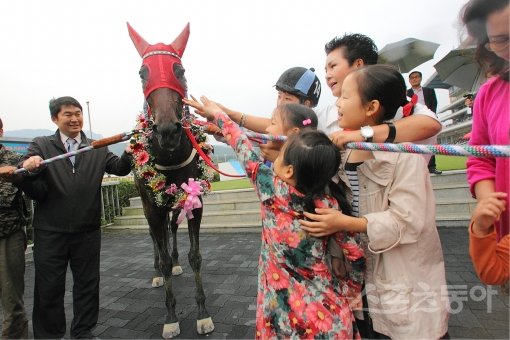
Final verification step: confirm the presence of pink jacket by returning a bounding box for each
[467,76,510,240]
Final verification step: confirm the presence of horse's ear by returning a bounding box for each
[127,22,150,58]
[170,23,190,58]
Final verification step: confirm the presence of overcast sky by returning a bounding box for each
[0,0,468,137]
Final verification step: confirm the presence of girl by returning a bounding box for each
[263,102,318,162]
[184,98,364,339]
[300,65,449,339]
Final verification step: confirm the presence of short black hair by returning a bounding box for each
[324,33,379,66]
[409,71,422,78]
[0,117,3,130]
[49,96,83,118]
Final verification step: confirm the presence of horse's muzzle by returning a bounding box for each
[154,123,182,152]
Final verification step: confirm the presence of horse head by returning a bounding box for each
[127,22,190,152]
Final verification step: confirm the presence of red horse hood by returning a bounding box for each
[127,22,190,98]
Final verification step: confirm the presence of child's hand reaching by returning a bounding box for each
[300,208,349,237]
[472,192,507,236]
[300,208,368,236]
[183,95,222,121]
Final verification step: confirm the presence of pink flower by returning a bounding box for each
[165,183,178,195]
[267,261,289,290]
[282,230,301,248]
[276,212,294,229]
[342,241,364,261]
[305,301,333,333]
[288,289,306,314]
[136,151,149,165]
[311,262,330,279]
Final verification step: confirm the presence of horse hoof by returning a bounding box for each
[197,317,214,335]
[152,277,164,287]
[172,266,183,276]
[163,322,180,338]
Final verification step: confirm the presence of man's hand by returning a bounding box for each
[0,165,19,182]
[22,156,45,172]
[329,130,362,149]
[125,144,133,154]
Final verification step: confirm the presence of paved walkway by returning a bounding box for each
[1,227,509,339]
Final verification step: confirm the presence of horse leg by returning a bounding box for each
[150,229,164,287]
[187,207,214,335]
[146,209,180,338]
[169,211,183,276]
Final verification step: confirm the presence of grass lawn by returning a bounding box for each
[436,155,467,171]
[211,178,252,191]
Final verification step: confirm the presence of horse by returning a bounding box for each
[126,22,215,339]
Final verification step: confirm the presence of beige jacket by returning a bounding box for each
[339,150,449,339]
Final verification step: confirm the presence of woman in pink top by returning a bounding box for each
[463,0,510,240]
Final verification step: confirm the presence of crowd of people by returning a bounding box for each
[0,0,508,338]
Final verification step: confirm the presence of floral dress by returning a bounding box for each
[212,113,364,339]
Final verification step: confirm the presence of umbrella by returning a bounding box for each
[434,48,486,93]
[378,38,440,73]
[423,71,452,89]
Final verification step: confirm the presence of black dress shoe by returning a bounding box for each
[429,168,442,175]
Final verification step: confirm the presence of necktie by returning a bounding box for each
[66,138,77,165]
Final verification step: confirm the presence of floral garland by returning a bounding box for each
[130,108,214,209]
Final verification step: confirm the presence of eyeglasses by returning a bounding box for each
[484,36,509,52]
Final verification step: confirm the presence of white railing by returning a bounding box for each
[101,180,121,226]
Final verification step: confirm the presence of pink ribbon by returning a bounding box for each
[176,178,203,224]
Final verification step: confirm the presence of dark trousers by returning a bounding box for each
[0,230,28,339]
[32,229,101,339]
[428,155,437,170]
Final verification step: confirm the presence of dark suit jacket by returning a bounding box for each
[407,87,438,113]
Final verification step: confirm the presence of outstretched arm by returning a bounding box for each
[331,113,441,148]
[186,95,271,133]
[184,96,269,189]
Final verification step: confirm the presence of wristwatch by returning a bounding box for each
[360,125,374,142]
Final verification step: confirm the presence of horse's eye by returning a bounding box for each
[139,66,149,80]
[173,64,187,90]
[174,66,185,79]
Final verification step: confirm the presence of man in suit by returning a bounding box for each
[407,71,442,175]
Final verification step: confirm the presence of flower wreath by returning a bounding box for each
[130,108,215,210]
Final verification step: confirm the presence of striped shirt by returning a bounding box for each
[345,162,363,217]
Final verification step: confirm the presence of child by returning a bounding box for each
[184,98,364,339]
[300,65,449,339]
[263,102,318,161]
